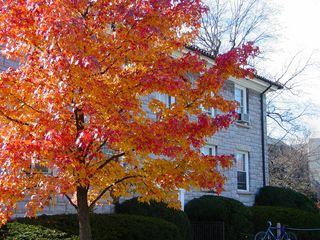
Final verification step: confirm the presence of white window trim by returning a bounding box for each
[200,145,217,156]
[234,84,247,114]
[200,105,215,117]
[178,189,185,210]
[236,151,249,192]
[156,93,175,108]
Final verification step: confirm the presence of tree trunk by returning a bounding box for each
[77,186,92,240]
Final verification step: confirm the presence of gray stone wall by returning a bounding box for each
[0,55,19,70]
[184,80,267,206]
[14,197,114,218]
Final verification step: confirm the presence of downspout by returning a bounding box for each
[261,84,272,187]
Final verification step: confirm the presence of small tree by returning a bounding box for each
[0,1,258,239]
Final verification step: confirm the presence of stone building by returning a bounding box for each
[0,48,282,217]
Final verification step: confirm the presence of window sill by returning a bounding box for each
[235,121,251,129]
[237,190,254,195]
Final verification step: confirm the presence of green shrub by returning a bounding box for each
[0,221,78,240]
[255,186,317,212]
[0,214,181,240]
[115,197,190,240]
[184,195,253,240]
[252,206,320,240]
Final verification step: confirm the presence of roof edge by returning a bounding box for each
[185,45,283,90]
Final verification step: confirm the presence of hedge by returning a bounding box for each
[252,206,320,240]
[184,195,253,240]
[0,214,181,240]
[115,197,191,240]
[255,186,317,212]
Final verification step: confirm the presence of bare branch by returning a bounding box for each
[269,136,313,196]
[64,194,78,210]
[197,0,275,56]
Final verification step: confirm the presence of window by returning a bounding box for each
[34,163,50,175]
[236,151,249,191]
[200,104,215,117]
[157,93,175,108]
[234,85,247,114]
[201,145,217,156]
[29,160,51,176]
[200,145,217,193]
[235,85,250,123]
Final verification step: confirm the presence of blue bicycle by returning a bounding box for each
[254,221,297,240]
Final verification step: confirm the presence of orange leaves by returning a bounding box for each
[0,0,258,224]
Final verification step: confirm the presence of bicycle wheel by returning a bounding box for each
[254,231,273,240]
[283,232,297,240]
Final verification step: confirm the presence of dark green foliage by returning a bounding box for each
[0,214,181,240]
[184,195,253,240]
[0,221,78,240]
[255,186,317,212]
[252,206,320,240]
[115,197,191,240]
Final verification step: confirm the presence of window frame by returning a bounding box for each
[200,145,217,193]
[156,93,175,108]
[236,151,249,192]
[30,161,51,176]
[200,145,217,156]
[234,84,247,115]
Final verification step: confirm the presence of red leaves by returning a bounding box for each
[216,42,259,79]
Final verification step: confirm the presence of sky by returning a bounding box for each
[265,0,320,139]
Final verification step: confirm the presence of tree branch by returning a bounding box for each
[0,109,30,126]
[64,194,78,210]
[81,2,94,19]
[89,175,139,209]
[9,93,44,114]
[87,152,125,179]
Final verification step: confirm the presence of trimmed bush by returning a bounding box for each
[0,221,78,240]
[255,186,317,212]
[252,206,320,240]
[0,214,181,240]
[115,198,191,240]
[184,195,253,240]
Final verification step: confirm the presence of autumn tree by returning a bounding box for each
[0,1,258,239]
